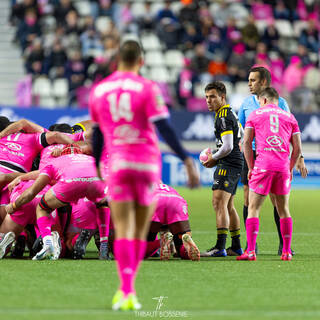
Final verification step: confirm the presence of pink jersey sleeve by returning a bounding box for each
[245,112,256,129]
[291,115,300,135]
[40,164,57,180]
[146,82,169,123]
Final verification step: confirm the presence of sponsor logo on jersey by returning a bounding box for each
[5,142,22,151]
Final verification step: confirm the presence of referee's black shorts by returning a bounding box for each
[212,165,242,196]
[240,150,256,186]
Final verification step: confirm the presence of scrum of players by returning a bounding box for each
[0,117,200,261]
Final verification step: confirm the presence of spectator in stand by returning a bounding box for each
[179,1,199,27]
[176,58,194,108]
[80,27,103,59]
[181,23,204,51]
[251,0,274,21]
[190,43,211,84]
[211,1,231,28]
[46,39,68,79]
[262,19,280,51]
[157,0,178,23]
[98,0,119,21]
[24,38,45,76]
[54,0,76,26]
[137,1,155,31]
[10,0,38,26]
[63,10,81,35]
[157,18,180,50]
[283,56,305,94]
[228,42,253,84]
[65,50,87,104]
[273,0,291,20]
[299,16,320,53]
[269,51,285,94]
[241,15,260,52]
[17,8,41,51]
[296,44,312,67]
[206,24,228,60]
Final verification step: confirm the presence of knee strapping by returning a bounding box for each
[39,196,54,213]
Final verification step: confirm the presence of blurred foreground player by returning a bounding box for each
[89,40,199,311]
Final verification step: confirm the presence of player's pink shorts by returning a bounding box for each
[152,194,189,225]
[0,187,10,206]
[69,198,98,231]
[249,168,291,196]
[108,169,159,206]
[51,178,106,204]
[10,181,51,227]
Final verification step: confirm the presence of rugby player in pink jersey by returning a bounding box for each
[148,183,200,261]
[5,147,108,261]
[89,40,199,311]
[237,87,302,261]
[0,119,74,226]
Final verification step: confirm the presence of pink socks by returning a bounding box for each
[280,217,293,253]
[97,208,110,243]
[114,238,147,296]
[37,216,53,238]
[246,217,259,252]
[114,239,135,296]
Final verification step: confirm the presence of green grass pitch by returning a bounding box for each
[1,188,320,320]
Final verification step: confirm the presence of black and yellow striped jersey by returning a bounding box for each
[214,104,243,169]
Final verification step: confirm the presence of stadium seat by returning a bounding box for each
[141,33,162,51]
[95,16,112,34]
[170,1,182,15]
[275,20,294,38]
[304,67,320,90]
[149,67,170,83]
[293,20,308,38]
[235,81,248,95]
[144,50,165,67]
[255,20,268,35]
[52,79,69,98]
[194,83,207,98]
[73,0,91,17]
[40,16,56,34]
[223,81,234,96]
[164,50,184,69]
[131,2,146,18]
[139,65,149,78]
[32,77,52,98]
[150,2,164,16]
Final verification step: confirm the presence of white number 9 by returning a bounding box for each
[270,114,279,133]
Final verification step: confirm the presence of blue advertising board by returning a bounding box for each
[162,152,320,188]
[0,106,319,143]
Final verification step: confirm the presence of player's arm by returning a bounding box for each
[203,133,233,168]
[243,127,255,179]
[0,172,23,191]
[44,131,74,146]
[5,173,50,214]
[0,119,44,138]
[295,155,308,178]
[92,125,104,179]
[154,118,200,188]
[290,133,302,173]
[8,170,40,192]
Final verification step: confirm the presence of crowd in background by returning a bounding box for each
[9,0,320,112]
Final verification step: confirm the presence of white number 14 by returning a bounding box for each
[107,92,133,122]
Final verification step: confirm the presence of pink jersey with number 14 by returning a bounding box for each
[245,103,300,173]
[89,71,169,174]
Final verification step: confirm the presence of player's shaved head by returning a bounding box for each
[119,40,143,67]
[258,87,279,102]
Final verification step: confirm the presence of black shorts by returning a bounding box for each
[212,165,241,196]
[241,150,256,185]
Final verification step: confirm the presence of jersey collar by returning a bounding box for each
[215,104,230,117]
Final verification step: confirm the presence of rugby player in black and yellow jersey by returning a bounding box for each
[201,81,244,257]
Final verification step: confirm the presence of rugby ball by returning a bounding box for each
[199,147,212,164]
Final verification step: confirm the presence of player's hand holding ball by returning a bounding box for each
[199,148,217,168]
